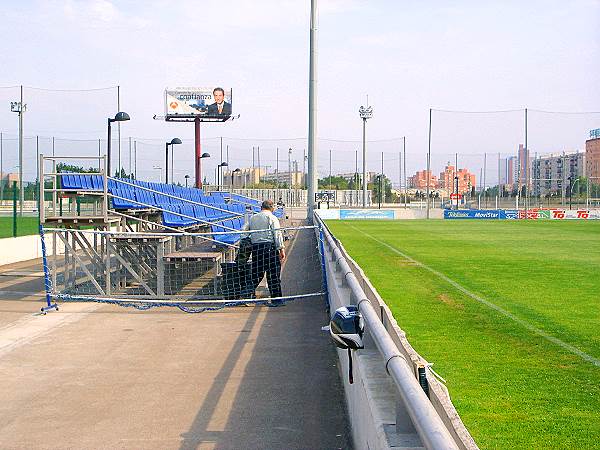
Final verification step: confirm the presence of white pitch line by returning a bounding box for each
[348,224,600,368]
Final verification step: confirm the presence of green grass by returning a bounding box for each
[326,219,600,449]
[0,216,40,238]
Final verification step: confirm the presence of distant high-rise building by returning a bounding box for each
[586,134,600,182]
[438,164,476,194]
[517,144,530,187]
[408,170,438,190]
[507,156,516,187]
[531,151,585,195]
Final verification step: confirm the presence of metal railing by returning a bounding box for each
[315,213,462,450]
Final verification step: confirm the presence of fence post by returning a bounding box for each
[12,181,17,237]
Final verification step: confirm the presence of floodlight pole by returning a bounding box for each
[362,116,367,207]
[359,103,373,208]
[9,86,26,215]
[18,85,24,216]
[288,147,293,190]
[307,0,318,219]
[403,136,407,209]
[426,108,432,219]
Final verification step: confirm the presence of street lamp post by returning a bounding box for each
[218,162,228,191]
[568,176,576,210]
[107,111,130,177]
[199,152,211,189]
[165,137,182,184]
[184,174,190,188]
[454,175,459,209]
[359,104,373,208]
[231,168,241,192]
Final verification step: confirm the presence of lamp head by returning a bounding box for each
[359,105,373,119]
[201,153,211,158]
[113,111,130,122]
[170,138,182,145]
[220,162,228,167]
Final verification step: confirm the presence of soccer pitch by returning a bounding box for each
[326,219,600,449]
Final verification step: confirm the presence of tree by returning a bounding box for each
[56,163,99,174]
[114,168,135,179]
[369,175,392,203]
[318,176,349,190]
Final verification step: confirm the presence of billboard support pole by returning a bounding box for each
[195,118,202,188]
[307,0,318,220]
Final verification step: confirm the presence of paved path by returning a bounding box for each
[0,229,351,449]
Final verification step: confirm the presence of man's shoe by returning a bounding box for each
[268,300,285,307]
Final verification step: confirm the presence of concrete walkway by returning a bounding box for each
[0,230,351,449]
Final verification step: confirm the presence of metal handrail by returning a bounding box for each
[315,214,459,450]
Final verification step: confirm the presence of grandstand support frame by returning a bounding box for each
[39,154,115,228]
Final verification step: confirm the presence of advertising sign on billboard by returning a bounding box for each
[165,87,233,118]
[444,209,501,219]
[550,209,600,220]
[340,209,395,219]
[315,209,340,220]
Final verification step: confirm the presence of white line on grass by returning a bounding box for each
[348,224,600,368]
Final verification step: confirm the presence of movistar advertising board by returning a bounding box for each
[340,209,395,219]
[444,210,500,219]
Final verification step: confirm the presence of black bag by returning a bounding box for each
[236,237,252,264]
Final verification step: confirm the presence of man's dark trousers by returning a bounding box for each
[251,243,282,298]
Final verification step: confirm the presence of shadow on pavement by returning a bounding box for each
[179,226,352,450]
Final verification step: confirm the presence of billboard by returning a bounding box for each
[445,209,600,220]
[165,87,232,118]
[340,209,395,219]
[444,210,500,219]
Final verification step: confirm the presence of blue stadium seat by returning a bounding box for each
[159,203,196,227]
[111,188,143,209]
[211,220,241,245]
[134,189,155,207]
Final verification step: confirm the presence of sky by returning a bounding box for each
[0,0,599,185]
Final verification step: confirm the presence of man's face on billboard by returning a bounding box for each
[213,90,224,104]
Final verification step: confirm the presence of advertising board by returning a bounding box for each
[444,209,500,219]
[340,209,395,219]
[165,87,233,118]
[550,209,600,220]
[508,209,599,220]
[314,209,340,220]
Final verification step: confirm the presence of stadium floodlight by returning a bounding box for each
[359,104,373,208]
[165,137,182,184]
[107,111,130,177]
[10,89,27,216]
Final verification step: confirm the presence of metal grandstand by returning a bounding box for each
[38,154,321,313]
